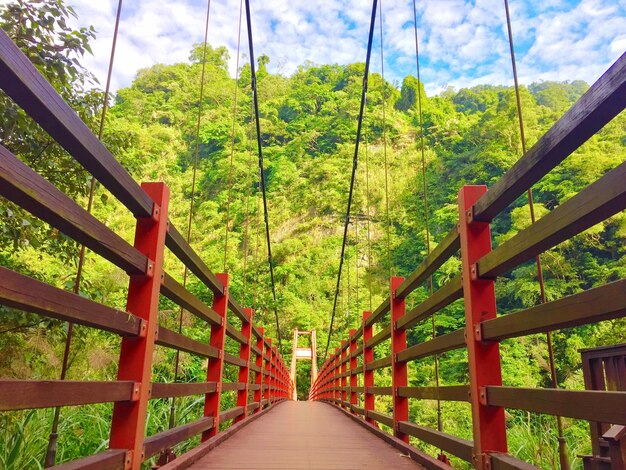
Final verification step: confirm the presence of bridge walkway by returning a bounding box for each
[188,401,423,469]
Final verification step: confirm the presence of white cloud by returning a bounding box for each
[1,0,624,95]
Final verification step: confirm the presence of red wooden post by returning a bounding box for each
[341,340,348,408]
[202,272,229,441]
[390,276,409,443]
[109,182,169,470]
[271,345,277,403]
[235,307,253,423]
[253,327,264,413]
[458,185,507,467]
[334,347,340,404]
[363,311,376,426]
[264,338,272,406]
[349,329,358,414]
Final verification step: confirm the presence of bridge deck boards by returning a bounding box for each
[188,401,423,469]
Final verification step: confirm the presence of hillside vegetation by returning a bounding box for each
[0,1,624,468]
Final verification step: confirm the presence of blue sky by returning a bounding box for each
[4,0,624,94]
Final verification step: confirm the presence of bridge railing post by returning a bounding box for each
[363,311,376,426]
[341,340,347,408]
[203,272,229,440]
[458,185,507,468]
[109,182,169,470]
[254,327,265,413]
[264,339,272,407]
[235,308,253,423]
[390,276,409,443]
[349,329,358,414]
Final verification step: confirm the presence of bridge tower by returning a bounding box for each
[289,328,318,400]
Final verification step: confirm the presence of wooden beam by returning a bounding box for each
[0,380,136,410]
[473,52,626,222]
[0,145,147,275]
[0,267,142,336]
[143,418,214,459]
[161,273,221,326]
[398,421,473,462]
[397,385,470,402]
[478,161,626,278]
[396,329,465,364]
[156,326,219,359]
[150,382,217,399]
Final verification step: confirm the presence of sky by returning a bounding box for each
[3,0,625,94]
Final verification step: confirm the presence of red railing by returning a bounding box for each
[310,51,626,470]
[0,28,293,470]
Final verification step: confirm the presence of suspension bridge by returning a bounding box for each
[0,0,625,469]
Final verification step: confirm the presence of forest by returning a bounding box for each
[0,0,624,468]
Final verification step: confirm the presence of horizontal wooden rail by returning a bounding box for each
[0,380,137,410]
[364,297,391,328]
[0,267,143,336]
[49,450,129,470]
[0,29,154,218]
[395,229,460,299]
[480,279,626,341]
[143,418,214,459]
[0,145,147,275]
[398,421,473,462]
[367,386,392,395]
[396,276,463,331]
[396,329,465,363]
[161,274,222,326]
[365,325,391,349]
[472,51,626,222]
[478,161,626,278]
[489,453,539,470]
[219,406,245,422]
[156,327,219,358]
[484,387,626,424]
[366,410,394,427]
[221,382,246,392]
[365,355,392,371]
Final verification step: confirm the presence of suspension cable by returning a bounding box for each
[223,0,244,273]
[378,0,393,278]
[323,0,378,361]
[365,100,373,312]
[503,2,568,468]
[244,0,282,352]
[411,0,443,441]
[168,0,213,433]
[45,1,124,466]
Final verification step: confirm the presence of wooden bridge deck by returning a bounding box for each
[188,401,423,469]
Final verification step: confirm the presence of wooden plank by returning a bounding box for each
[0,267,142,336]
[0,145,147,275]
[143,417,214,459]
[396,276,463,331]
[398,421,473,462]
[156,327,219,358]
[247,402,260,412]
[365,297,391,328]
[251,325,263,340]
[490,453,540,470]
[367,386,392,395]
[165,224,224,296]
[219,406,245,422]
[0,29,154,218]
[479,161,626,278]
[365,355,392,371]
[161,273,221,326]
[395,229,460,299]
[222,382,246,392]
[473,52,626,222]
[48,450,128,470]
[398,385,470,402]
[151,382,217,399]
[365,325,391,349]
[485,387,626,424]
[366,409,394,427]
[481,279,626,341]
[0,380,136,411]
[226,323,249,345]
[224,352,247,367]
[396,329,465,363]
[249,363,261,373]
